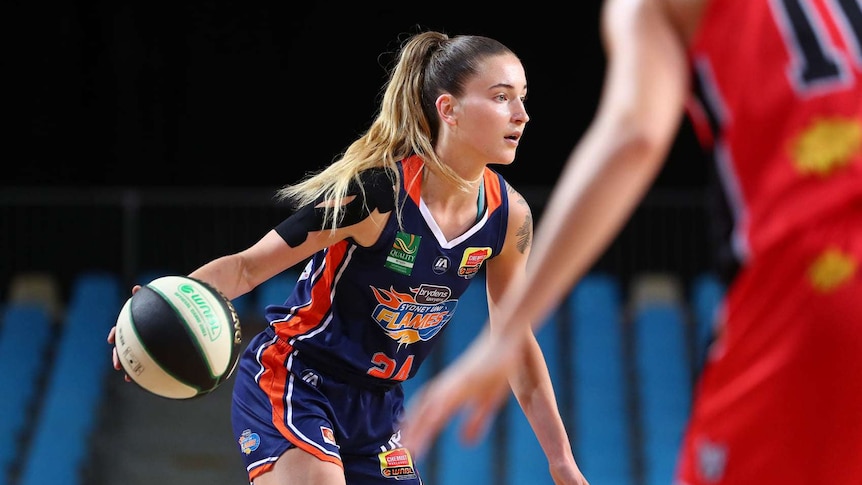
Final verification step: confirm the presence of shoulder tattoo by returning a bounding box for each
[508,184,533,254]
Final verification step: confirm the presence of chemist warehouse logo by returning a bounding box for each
[370,284,457,345]
[458,247,492,279]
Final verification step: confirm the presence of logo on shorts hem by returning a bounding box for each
[301,369,321,388]
[378,447,417,480]
[321,426,338,447]
[238,429,261,455]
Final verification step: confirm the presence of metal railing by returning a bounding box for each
[0,185,715,303]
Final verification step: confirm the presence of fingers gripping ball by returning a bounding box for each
[114,275,242,399]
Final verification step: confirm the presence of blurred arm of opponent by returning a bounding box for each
[400,0,697,458]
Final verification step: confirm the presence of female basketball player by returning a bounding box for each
[401,1,862,484]
[108,30,587,485]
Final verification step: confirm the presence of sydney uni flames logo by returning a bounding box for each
[370,284,457,345]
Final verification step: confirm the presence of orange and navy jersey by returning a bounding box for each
[686,0,862,265]
[265,155,508,390]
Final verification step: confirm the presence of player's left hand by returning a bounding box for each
[400,329,513,459]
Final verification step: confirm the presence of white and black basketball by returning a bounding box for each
[114,275,242,399]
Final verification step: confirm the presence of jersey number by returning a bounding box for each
[772,0,862,88]
[368,352,414,381]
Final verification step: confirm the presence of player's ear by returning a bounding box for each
[435,93,458,126]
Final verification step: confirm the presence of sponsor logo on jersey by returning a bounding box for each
[301,369,320,388]
[432,255,450,275]
[457,247,492,279]
[238,429,261,455]
[385,231,421,276]
[370,284,457,344]
[378,447,417,480]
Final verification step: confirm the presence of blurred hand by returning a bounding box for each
[400,329,515,459]
[550,461,591,485]
[400,326,591,485]
[107,284,142,383]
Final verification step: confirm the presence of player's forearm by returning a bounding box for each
[510,334,575,463]
[189,253,252,300]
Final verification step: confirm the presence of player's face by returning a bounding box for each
[453,53,529,166]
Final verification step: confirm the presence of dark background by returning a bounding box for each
[11,3,705,190]
[4,3,717,304]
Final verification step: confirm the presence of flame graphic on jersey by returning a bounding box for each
[370,286,456,345]
[791,117,860,176]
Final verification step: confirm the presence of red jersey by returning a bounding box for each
[676,2,862,483]
[687,0,862,264]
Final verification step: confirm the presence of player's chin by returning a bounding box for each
[491,150,518,166]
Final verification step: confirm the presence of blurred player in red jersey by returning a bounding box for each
[401,1,862,483]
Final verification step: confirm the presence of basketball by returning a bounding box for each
[114,275,242,399]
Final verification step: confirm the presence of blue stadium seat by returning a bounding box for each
[229,291,253,322]
[567,273,634,485]
[689,273,725,371]
[0,304,51,484]
[7,272,64,322]
[255,269,300,309]
[434,276,497,485]
[631,296,691,485]
[18,271,122,485]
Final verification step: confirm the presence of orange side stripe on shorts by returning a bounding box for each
[260,343,344,468]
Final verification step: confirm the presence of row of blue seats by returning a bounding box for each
[0,272,121,485]
[0,269,725,485]
[227,269,725,485]
[0,268,314,485]
[401,271,725,485]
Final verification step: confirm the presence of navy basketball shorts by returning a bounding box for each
[231,327,423,484]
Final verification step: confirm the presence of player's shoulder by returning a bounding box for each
[501,178,531,213]
[498,178,534,257]
[353,167,398,212]
[356,166,397,189]
[500,178,533,237]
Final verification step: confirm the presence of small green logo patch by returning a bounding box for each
[385,231,421,275]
